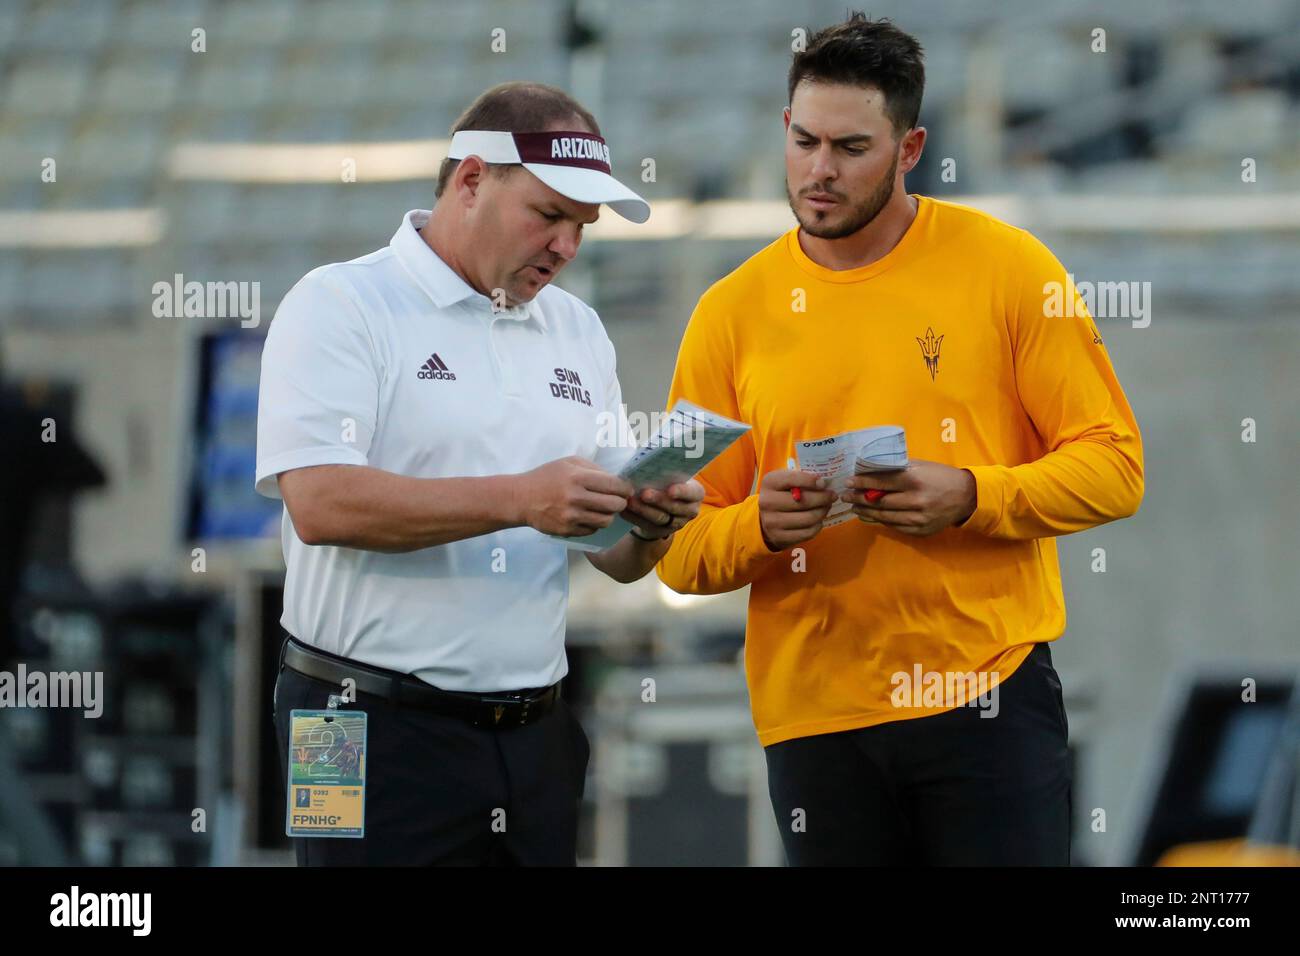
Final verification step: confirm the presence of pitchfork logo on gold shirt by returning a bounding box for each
[916,327,944,381]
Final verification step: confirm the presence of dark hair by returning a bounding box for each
[788,13,925,139]
[435,82,602,198]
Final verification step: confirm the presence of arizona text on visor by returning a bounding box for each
[446,129,651,224]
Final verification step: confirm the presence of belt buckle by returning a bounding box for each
[482,692,529,728]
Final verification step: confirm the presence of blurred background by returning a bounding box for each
[0,0,1297,866]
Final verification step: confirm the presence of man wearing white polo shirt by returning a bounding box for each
[256,82,703,866]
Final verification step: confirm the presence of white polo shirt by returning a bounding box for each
[255,209,631,691]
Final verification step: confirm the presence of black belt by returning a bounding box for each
[282,637,561,729]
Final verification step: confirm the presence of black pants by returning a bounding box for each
[272,639,591,866]
[764,642,1072,866]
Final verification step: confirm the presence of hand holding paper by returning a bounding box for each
[518,456,634,537]
[550,399,751,551]
[757,464,834,551]
[621,479,706,540]
[794,425,909,527]
[842,460,979,536]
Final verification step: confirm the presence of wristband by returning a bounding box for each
[629,525,671,543]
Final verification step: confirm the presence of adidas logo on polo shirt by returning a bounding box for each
[417,353,456,381]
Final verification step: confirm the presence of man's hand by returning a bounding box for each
[515,457,634,536]
[758,467,836,551]
[843,460,977,537]
[621,479,706,540]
